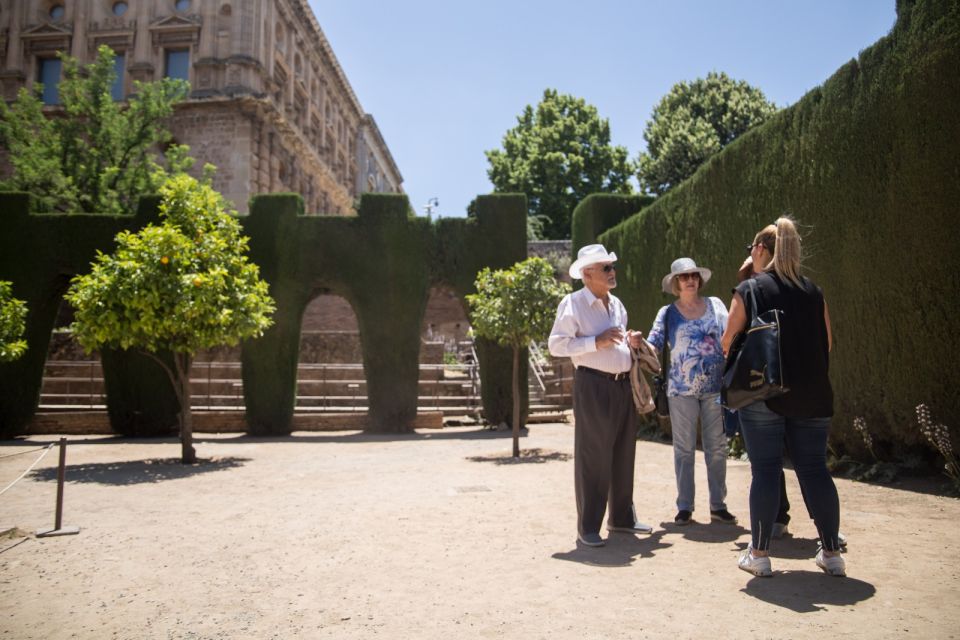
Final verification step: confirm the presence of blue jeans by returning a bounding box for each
[739,400,841,552]
[667,393,728,512]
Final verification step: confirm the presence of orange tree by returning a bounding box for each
[0,281,27,362]
[65,175,275,463]
[467,258,569,457]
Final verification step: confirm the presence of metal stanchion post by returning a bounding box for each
[36,438,80,538]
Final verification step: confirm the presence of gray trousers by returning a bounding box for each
[573,369,638,536]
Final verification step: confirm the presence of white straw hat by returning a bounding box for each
[661,257,712,294]
[569,244,618,280]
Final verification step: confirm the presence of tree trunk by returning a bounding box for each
[174,353,197,464]
[512,346,521,458]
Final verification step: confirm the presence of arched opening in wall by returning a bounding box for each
[421,286,479,418]
[297,292,367,413]
[38,296,103,410]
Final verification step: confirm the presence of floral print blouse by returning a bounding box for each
[647,297,728,397]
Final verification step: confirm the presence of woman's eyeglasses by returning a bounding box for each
[745,242,762,254]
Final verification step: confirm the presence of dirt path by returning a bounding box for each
[1,424,957,639]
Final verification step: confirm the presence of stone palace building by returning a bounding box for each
[0,0,403,214]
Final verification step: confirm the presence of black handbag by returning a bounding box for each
[653,308,671,418]
[721,279,789,409]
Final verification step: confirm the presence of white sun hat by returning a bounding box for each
[661,257,712,294]
[569,244,618,280]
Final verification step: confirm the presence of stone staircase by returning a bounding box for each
[38,338,573,420]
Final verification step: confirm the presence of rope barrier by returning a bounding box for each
[0,443,55,497]
[0,446,51,460]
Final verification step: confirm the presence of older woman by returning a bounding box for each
[722,216,845,578]
[648,258,736,526]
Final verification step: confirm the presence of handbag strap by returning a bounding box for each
[743,278,759,324]
[659,305,671,374]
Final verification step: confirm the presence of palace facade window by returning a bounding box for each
[37,57,62,105]
[164,49,190,81]
[111,52,126,101]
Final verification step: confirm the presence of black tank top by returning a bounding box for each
[734,272,833,418]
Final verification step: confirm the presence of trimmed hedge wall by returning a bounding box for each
[596,0,960,457]
[571,194,654,257]
[0,191,526,436]
[240,191,527,435]
[0,194,178,436]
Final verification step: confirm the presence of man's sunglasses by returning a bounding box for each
[592,263,617,273]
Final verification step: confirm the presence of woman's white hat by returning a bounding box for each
[661,257,712,294]
[569,244,617,280]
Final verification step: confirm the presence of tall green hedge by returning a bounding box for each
[597,0,960,457]
[0,191,526,436]
[571,194,654,257]
[240,192,527,435]
[0,194,176,436]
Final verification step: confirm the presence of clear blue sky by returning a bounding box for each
[308,1,897,219]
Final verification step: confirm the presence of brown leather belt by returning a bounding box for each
[577,366,629,382]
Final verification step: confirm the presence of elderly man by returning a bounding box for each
[549,244,653,547]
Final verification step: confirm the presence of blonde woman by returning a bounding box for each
[721,217,844,578]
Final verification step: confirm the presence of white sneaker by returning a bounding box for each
[815,549,846,577]
[771,522,789,539]
[738,546,772,577]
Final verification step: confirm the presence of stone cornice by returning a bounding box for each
[286,0,364,120]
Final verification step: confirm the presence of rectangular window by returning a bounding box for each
[37,58,62,105]
[111,52,126,101]
[164,49,190,81]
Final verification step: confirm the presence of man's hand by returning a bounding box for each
[626,330,643,349]
[596,327,624,350]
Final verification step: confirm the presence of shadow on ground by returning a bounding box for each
[466,448,572,464]
[660,520,749,544]
[741,571,876,612]
[29,456,249,485]
[552,531,672,567]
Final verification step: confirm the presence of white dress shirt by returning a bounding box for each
[548,286,632,374]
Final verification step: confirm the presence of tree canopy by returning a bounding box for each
[485,89,634,240]
[467,257,570,456]
[0,45,193,213]
[0,281,27,362]
[637,71,778,195]
[65,174,275,462]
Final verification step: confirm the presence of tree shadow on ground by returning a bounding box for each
[466,448,572,464]
[741,571,876,612]
[552,531,672,567]
[29,456,249,486]
[4,427,551,448]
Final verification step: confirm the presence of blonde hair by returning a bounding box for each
[765,216,803,286]
[754,225,776,254]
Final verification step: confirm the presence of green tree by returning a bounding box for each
[485,89,634,240]
[637,71,778,195]
[467,258,570,457]
[0,45,193,213]
[65,174,275,463]
[0,281,27,362]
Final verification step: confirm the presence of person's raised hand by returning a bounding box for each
[596,327,624,350]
